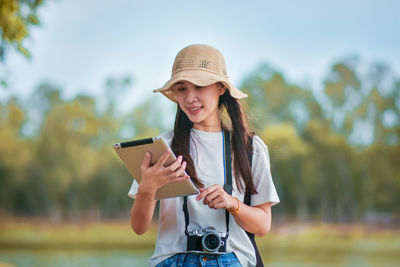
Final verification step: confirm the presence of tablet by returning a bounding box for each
[113,136,199,200]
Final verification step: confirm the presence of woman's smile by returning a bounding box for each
[172,81,224,131]
[187,105,203,115]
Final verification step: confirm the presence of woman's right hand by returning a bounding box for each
[138,150,189,196]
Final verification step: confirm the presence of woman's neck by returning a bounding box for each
[193,122,222,132]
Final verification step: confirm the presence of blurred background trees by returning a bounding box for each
[0,56,399,224]
[0,0,45,61]
[242,58,399,223]
[0,0,46,88]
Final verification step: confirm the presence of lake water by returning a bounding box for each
[0,250,152,267]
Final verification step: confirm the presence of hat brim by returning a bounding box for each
[153,69,247,102]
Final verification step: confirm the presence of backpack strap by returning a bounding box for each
[244,134,264,267]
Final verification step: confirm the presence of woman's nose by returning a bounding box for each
[185,90,198,103]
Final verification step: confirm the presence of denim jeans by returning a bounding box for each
[155,252,242,267]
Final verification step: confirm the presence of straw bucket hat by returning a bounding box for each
[153,44,248,102]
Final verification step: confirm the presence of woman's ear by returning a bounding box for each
[219,83,226,95]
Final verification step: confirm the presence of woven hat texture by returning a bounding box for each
[154,44,247,102]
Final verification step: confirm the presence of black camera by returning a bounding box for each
[186,227,227,253]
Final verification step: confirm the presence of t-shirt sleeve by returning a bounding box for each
[128,180,139,199]
[250,135,280,207]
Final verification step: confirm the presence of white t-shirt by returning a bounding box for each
[128,128,280,267]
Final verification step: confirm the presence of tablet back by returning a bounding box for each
[113,136,198,200]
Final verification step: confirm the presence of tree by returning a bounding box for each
[260,123,310,221]
[0,0,45,61]
[323,59,400,147]
[241,63,324,133]
[0,98,34,214]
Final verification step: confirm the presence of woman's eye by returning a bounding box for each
[176,87,186,91]
[195,86,204,90]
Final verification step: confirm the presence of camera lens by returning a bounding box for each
[201,232,221,252]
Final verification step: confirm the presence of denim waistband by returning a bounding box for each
[155,252,242,267]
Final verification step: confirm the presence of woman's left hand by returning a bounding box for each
[196,184,272,236]
[196,184,236,210]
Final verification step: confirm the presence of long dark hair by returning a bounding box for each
[170,85,257,194]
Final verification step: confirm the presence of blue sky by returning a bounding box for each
[3,0,400,111]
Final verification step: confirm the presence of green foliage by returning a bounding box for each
[321,60,400,146]
[241,59,399,222]
[0,99,34,213]
[123,96,171,139]
[0,79,145,219]
[324,60,361,108]
[0,0,44,61]
[241,64,324,133]
[261,123,311,220]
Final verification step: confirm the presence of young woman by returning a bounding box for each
[128,44,280,267]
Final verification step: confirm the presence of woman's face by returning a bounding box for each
[172,81,226,131]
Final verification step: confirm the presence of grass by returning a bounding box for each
[0,218,156,250]
[256,223,400,266]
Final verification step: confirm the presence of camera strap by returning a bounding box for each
[183,129,232,237]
